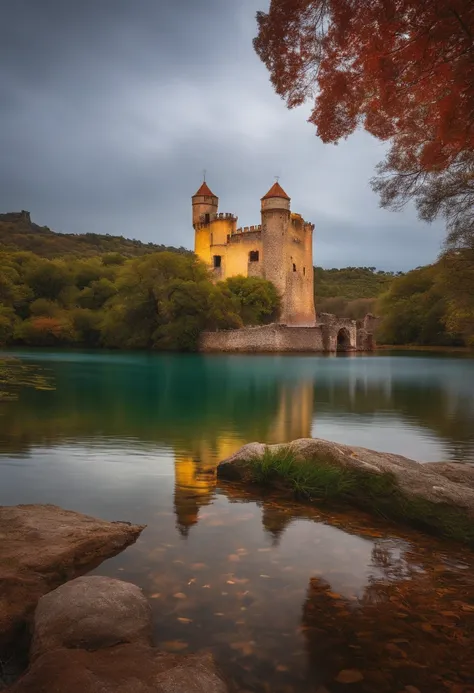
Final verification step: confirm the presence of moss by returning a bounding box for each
[245,447,474,547]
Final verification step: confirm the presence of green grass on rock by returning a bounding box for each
[245,447,474,547]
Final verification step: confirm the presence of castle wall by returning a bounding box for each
[209,217,235,247]
[283,216,316,326]
[224,232,263,279]
[261,207,290,316]
[195,226,212,265]
[200,324,324,352]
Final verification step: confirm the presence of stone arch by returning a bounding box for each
[336,327,352,352]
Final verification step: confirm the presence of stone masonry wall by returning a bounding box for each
[200,324,324,353]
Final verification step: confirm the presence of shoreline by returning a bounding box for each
[217,438,474,548]
[377,343,473,353]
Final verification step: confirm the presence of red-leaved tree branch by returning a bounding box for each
[254,0,474,249]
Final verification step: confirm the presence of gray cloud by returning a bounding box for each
[0,0,445,270]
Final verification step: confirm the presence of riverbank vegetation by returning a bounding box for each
[238,447,474,547]
[376,250,474,348]
[314,266,396,319]
[1,212,473,349]
[0,250,280,350]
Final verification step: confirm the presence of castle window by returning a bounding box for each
[303,267,306,276]
[249,250,259,262]
[213,255,222,269]
[293,263,296,272]
[204,213,210,224]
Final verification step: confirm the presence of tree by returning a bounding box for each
[376,264,462,345]
[254,1,474,246]
[0,305,18,346]
[102,252,242,351]
[26,261,72,301]
[438,246,474,344]
[17,316,76,346]
[222,276,281,325]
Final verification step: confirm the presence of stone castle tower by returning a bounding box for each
[192,181,316,326]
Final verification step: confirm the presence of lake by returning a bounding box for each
[1,350,474,692]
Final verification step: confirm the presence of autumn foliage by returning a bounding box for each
[255,1,474,246]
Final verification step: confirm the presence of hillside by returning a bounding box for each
[0,211,189,259]
[314,266,398,319]
[314,266,398,299]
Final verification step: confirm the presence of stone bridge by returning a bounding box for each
[318,313,376,352]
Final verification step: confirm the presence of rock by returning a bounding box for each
[10,643,229,693]
[31,576,153,661]
[10,576,230,693]
[0,504,145,650]
[335,669,364,684]
[424,462,474,489]
[217,438,474,531]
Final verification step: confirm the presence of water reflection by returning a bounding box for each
[1,351,474,691]
[0,351,473,465]
[89,482,474,693]
[173,379,314,536]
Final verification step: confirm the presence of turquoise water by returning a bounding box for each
[1,350,474,692]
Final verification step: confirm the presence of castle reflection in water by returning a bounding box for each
[1,352,473,541]
[173,378,314,537]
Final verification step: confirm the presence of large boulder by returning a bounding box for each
[31,576,153,661]
[10,576,230,693]
[217,438,474,543]
[9,647,229,693]
[0,504,145,651]
[217,438,474,512]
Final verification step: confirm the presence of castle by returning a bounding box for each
[193,180,316,326]
[193,180,377,352]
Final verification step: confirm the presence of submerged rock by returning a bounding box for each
[10,647,229,693]
[0,504,145,651]
[11,577,229,693]
[217,438,474,542]
[31,576,153,661]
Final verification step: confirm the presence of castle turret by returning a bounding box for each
[193,181,218,266]
[192,181,218,228]
[261,182,291,321]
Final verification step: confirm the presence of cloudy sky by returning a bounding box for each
[0,0,446,270]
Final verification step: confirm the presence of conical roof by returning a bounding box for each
[193,181,216,197]
[261,181,290,200]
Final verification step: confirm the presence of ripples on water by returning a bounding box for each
[1,350,474,691]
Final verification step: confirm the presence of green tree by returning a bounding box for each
[438,248,474,346]
[78,278,117,309]
[222,276,280,325]
[70,308,103,347]
[0,305,18,345]
[29,298,61,317]
[26,262,72,301]
[376,266,461,346]
[102,252,241,351]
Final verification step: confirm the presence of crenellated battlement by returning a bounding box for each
[234,225,262,235]
[198,212,237,224]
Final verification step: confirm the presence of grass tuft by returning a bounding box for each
[245,447,474,547]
